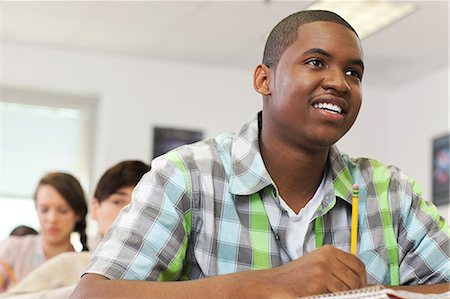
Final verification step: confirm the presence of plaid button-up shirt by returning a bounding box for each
[86,113,449,285]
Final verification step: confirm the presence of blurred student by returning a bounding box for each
[0,172,88,292]
[0,160,150,298]
[9,226,38,237]
[90,160,151,247]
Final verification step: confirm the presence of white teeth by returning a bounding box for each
[313,102,343,114]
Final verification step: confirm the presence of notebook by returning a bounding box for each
[301,285,450,299]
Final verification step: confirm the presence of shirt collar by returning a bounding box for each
[329,146,354,204]
[228,112,355,203]
[228,112,272,195]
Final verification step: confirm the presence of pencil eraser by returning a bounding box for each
[352,184,359,189]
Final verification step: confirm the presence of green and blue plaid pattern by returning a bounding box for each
[86,113,449,285]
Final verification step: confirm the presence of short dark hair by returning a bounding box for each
[263,10,359,69]
[94,160,150,203]
[35,172,89,251]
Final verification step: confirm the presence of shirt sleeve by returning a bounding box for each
[85,155,193,281]
[397,178,450,284]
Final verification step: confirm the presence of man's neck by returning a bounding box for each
[259,131,329,214]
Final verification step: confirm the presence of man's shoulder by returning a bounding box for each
[332,148,413,189]
[152,133,237,170]
[339,151,404,176]
[151,114,259,172]
[336,151,421,198]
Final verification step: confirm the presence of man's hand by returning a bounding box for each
[260,245,367,297]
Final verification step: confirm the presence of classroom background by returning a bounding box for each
[1,1,449,242]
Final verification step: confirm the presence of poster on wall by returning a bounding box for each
[432,134,450,206]
[152,127,203,159]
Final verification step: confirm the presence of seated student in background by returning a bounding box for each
[89,160,151,248]
[0,160,150,298]
[72,10,449,299]
[9,226,38,237]
[0,172,88,292]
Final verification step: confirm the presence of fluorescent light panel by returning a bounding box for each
[305,0,416,38]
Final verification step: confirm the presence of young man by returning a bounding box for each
[0,160,150,299]
[71,10,450,298]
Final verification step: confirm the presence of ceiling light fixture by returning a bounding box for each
[304,0,416,39]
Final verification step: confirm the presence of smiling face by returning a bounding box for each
[91,186,134,236]
[257,21,364,151]
[35,184,79,247]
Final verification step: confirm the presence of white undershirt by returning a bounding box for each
[279,176,326,259]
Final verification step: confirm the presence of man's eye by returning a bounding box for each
[306,59,324,67]
[345,69,362,80]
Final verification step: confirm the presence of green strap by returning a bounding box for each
[249,193,271,269]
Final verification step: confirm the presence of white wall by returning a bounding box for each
[2,41,449,233]
[1,41,260,237]
[389,69,449,217]
[338,85,391,163]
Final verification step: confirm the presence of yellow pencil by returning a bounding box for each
[351,184,359,255]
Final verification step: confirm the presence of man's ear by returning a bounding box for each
[253,64,271,96]
[91,198,99,220]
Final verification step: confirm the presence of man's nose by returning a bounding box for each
[321,68,350,95]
